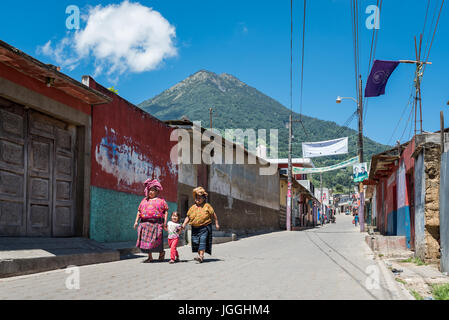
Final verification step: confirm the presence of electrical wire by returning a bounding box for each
[422,0,439,61]
[422,0,431,45]
[364,0,383,126]
[351,0,361,100]
[400,102,415,143]
[336,111,358,138]
[386,86,415,147]
[423,0,445,74]
[298,0,310,139]
[299,0,306,121]
[290,0,293,114]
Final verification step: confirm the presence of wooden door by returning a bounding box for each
[27,135,53,237]
[0,101,27,236]
[28,110,76,237]
[53,126,76,237]
[0,101,77,238]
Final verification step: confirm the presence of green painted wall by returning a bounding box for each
[90,186,178,243]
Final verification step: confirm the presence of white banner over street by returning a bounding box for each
[293,156,360,175]
[302,137,349,158]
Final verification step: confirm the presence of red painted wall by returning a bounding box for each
[88,77,177,202]
[402,139,415,172]
[385,175,396,216]
[374,140,416,235]
[0,63,91,115]
[376,182,384,233]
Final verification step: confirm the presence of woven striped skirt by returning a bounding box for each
[136,218,164,253]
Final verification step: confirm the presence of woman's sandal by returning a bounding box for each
[142,258,153,263]
[158,251,165,262]
[195,256,204,264]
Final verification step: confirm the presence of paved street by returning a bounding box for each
[0,215,406,300]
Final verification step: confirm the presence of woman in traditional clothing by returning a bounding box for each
[134,179,168,263]
[181,187,220,263]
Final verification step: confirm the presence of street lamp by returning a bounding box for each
[335,93,363,163]
[336,96,358,104]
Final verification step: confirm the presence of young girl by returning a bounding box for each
[166,212,183,264]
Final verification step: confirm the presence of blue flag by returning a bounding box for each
[365,60,400,97]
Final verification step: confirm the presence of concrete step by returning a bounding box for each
[0,237,120,279]
[365,235,414,259]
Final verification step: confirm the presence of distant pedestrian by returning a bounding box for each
[354,213,359,227]
[167,212,183,264]
[182,187,220,263]
[134,179,168,263]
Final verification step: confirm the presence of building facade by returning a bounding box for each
[167,120,280,236]
[367,133,444,264]
[84,77,178,243]
[0,40,110,238]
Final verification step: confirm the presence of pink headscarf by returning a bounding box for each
[144,179,163,197]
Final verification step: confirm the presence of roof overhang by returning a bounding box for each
[368,142,410,182]
[0,40,111,105]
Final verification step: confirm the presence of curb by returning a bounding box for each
[0,235,240,279]
[375,256,415,300]
[0,250,119,279]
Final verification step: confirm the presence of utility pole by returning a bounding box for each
[441,111,445,154]
[358,75,364,164]
[287,113,293,231]
[209,108,213,130]
[320,173,323,225]
[358,75,365,232]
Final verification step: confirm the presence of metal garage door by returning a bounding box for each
[0,97,76,237]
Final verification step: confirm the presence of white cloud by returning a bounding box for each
[38,1,177,81]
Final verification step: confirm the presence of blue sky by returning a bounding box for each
[1,0,448,146]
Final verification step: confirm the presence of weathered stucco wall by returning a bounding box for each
[440,151,449,273]
[414,151,426,259]
[423,144,441,263]
[208,163,280,234]
[174,127,281,235]
[86,77,178,242]
[414,144,441,262]
[210,164,279,210]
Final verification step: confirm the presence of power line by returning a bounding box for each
[422,0,439,61]
[386,86,415,147]
[400,102,415,143]
[298,0,310,139]
[351,0,361,100]
[336,111,358,138]
[422,0,431,42]
[290,0,293,114]
[299,0,307,120]
[364,0,383,126]
[423,0,445,74]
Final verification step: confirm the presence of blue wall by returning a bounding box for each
[90,186,178,243]
[397,206,411,248]
[387,211,397,236]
